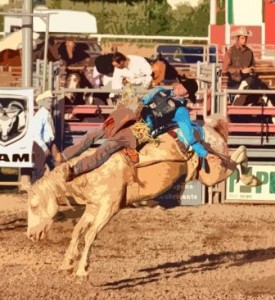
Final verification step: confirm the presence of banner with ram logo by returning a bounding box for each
[0,88,34,167]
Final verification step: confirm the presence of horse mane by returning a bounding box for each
[155,53,181,81]
[204,114,229,142]
[31,165,68,205]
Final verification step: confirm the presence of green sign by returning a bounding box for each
[226,165,275,201]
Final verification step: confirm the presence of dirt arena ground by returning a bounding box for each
[1,193,275,300]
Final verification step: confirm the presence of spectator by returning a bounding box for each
[58,37,90,67]
[222,26,256,89]
[91,53,114,88]
[111,52,153,91]
[31,90,62,183]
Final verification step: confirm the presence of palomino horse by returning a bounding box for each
[27,115,261,277]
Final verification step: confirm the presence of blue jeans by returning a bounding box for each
[173,107,208,158]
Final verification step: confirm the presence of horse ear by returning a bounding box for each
[177,74,186,81]
[111,45,118,53]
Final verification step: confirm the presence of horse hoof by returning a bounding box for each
[249,176,262,187]
[76,269,89,277]
[59,267,74,275]
[59,262,74,274]
[240,175,262,187]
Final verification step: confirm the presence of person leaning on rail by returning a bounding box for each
[31,90,63,183]
[111,52,153,91]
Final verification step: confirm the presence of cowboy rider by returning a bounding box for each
[62,78,215,181]
[141,79,210,158]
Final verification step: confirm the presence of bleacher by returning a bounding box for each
[58,87,211,149]
[55,60,275,154]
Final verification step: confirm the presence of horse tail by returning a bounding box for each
[205,113,229,142]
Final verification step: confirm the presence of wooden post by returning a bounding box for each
[20,0,33,191]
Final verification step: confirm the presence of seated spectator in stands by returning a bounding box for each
[222,26,268,104]
[58,37,90,67]
[222,26,270,105]
[222,26,256,90]
[222,27,260,88]
[111,52,153,91]
[31,90,62,183]
[58,37,95,105]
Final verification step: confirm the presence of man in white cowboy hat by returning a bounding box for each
[31,90,62,183]
[222,26,269,105]
[222,26,256,93]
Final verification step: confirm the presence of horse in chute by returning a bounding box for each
[146,53,182,86]
[229,75,275,125]
[64,72,93,105]
[27,113,261,277]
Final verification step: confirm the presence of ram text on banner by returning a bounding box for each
[0,88,34,168]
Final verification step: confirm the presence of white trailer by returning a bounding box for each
[4,5,98,35]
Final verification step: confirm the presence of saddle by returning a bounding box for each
[122,122,204,167]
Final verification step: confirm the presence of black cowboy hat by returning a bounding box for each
[179,78,198,103]
[95,53,114,76]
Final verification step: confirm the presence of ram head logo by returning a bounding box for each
[0,96,28,147]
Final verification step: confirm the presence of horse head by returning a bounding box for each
[65,72,81,103]
[150,54,180,86]
[27,184,58,241]
[27,165,68,241]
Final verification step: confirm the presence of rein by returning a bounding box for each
[207,148,237,171]
[260,98,269,145]
[134,155,194,169]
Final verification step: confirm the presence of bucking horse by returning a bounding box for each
[27,114,261,277]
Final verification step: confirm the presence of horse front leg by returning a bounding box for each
[230,145,261,186]
[75,198,121,277]
[60,207,97,272]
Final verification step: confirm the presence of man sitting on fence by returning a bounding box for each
[222,26,266,105]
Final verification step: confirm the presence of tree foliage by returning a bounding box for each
[0,0,212,36]
[0,7,3,32]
